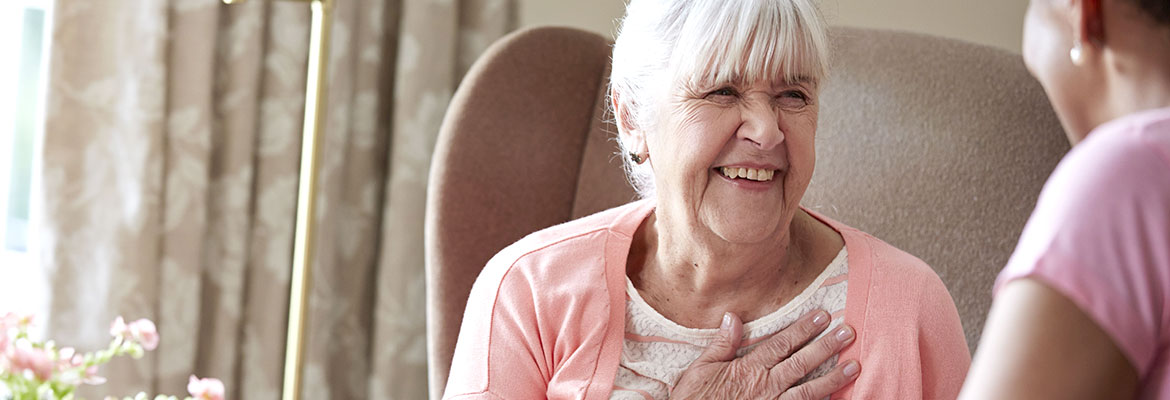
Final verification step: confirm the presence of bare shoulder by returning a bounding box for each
[960,279,1138,400]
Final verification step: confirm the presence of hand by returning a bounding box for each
[670,310,859,400]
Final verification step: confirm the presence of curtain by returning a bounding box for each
[39,0,513,398]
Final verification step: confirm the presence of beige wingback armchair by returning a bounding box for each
[425,26,1068,398]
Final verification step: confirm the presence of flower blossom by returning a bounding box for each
[8,341,52,381]
[110,316,160,351]
[83,365,106,385]
[109,316,126,337]
[0,312,31,329]
[188,375,225,400]
[1,312,33,353]
[56,347,79,369]
[50,347,103,385]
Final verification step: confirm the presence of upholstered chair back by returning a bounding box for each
[425,26,1067,399]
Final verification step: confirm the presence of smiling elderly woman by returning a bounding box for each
[443,0,970,399]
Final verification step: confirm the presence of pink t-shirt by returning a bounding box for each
[996,107,1170,398]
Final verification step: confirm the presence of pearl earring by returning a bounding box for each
[1070,39,1084,65]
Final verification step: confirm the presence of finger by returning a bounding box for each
[768,324,856,389]
[693,312,744,364]
[742,309,831,366]
[777,359,860,400]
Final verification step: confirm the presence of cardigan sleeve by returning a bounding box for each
[443,229,619,400]
[443,253,551,399]
[843,234,971,400]
[916,273,971,400]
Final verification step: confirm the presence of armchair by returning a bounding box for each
[424,25,1067,399]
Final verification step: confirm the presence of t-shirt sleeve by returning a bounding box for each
[995,128,1170,375]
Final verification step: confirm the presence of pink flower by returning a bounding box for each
[110,316,160,350]
[83,365,106,385]
[110,316,129,337]
[127,319,159,351]
[56,347,81,370]
[1,312,32,330]
[9,341,52,381]
[188,375,225,400]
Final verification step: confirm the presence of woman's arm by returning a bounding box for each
[443,268,550,400]
[959,278,1138,400]
[916,273,972,399]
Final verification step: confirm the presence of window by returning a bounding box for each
[0,0,52,317]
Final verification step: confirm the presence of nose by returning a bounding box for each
[737,101,785,150]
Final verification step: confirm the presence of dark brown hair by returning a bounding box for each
[1130,0,1170,27]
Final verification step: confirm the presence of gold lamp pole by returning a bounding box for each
[221,1,333,399]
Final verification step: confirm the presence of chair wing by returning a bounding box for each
[424,27,631,399]
[806,27,1066,352]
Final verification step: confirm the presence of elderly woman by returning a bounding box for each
[960,0,1170,398]
[443,0,970,399]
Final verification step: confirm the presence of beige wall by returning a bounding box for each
[518,0,1026,53]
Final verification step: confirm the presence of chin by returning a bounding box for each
[708,213,784,244]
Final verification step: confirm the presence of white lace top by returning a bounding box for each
[610,248,849,399]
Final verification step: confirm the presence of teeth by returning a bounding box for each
[720,167,775,182]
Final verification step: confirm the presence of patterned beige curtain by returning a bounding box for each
[39,0,512,398]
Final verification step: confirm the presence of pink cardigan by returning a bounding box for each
[444,199,970,399]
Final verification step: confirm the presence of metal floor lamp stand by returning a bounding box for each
[221,1,333,399]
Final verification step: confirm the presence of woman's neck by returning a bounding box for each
[628,209,838,328]
[1103,56,1170,121]
[1088,10,1170,137]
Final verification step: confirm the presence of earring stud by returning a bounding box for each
[629,152,646,164]
[1070,39,1084,65]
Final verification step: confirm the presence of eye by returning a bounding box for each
[781,90,808,101]
[705,87,738,99]
[777,90,811,107]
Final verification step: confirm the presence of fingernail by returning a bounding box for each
[835,326,854,343]
[721,312,732,331]
[812,311,829,327]
[843,360,860,378]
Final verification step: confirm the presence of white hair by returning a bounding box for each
[610,0,831,198]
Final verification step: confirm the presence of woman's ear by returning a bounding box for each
[1073,0,1105,46]
[612,90,649,155]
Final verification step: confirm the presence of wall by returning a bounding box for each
[518,0,1026,53]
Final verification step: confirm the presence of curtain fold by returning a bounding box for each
[40,1,514,398]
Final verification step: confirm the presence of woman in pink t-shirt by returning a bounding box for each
[960,0,1170,398]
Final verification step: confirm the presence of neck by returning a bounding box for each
[1099,53,1170,120]
[629,208,822,325]
[1088,9,1170,138]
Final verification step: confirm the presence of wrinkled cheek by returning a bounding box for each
[785,153,816,204]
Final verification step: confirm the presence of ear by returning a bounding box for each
[1074,0,1106,46]
[611,89,648,154]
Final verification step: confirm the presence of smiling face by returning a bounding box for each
[645,76,819,244]
[610,0,830,246]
